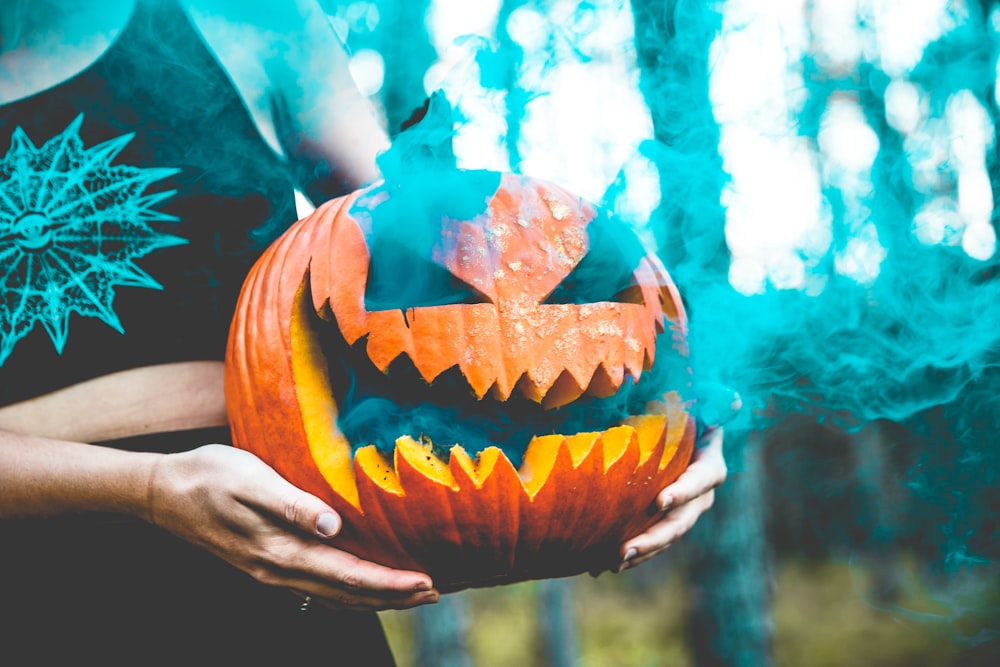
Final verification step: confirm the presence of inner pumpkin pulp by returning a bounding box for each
[289,276,692,513]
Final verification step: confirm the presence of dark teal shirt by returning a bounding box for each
[0,0,297,405]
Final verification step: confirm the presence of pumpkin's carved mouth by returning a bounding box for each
[315,289,684,467]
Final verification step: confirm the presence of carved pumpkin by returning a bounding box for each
[224,170,696,591]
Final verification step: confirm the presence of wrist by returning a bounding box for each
[142,452,170,527]
[63,446,164,520]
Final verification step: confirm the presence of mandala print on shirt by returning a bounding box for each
[0,114,186,366]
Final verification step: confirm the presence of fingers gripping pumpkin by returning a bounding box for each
[224,171,696,591]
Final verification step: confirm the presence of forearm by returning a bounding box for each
[0,362,228,444]
[0,429,160,521]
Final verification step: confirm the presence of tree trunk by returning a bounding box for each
[629,1,775,661]
[685,430,774,667]
[537,579,580,667]
[412,593,474,667]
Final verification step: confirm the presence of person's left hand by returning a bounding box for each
[614,426,727,572]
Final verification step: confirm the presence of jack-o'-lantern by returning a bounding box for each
[223,169,696,591]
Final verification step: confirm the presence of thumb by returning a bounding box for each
[238,448,344,538]
[265,474,342,538]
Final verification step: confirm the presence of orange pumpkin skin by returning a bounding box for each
[224,172,695,591]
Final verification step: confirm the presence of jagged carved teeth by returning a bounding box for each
[373,345,643,408]
[353,410,675,498]
[490,363,643,409]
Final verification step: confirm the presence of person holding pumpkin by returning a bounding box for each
[0,0,727,664]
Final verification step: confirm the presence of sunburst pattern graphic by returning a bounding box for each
[0,114,187,366]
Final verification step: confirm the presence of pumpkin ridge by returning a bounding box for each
[352,453,421,568]
[514,440,577,560]
[559,436,608,552]
[257,229,327,489]
[446,444,524,579]
[225,257,267,457]
[394,439,466,553]
[309,192,368,344]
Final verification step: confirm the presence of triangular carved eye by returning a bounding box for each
[365,240,492,311]
[542,212,647,305]
[542,259,646,305]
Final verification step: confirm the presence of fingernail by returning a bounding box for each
[658,495,674,512]
[316,512,340,537]
[416,591,440,605]
[615,548,638,572]
[413,579,433,592]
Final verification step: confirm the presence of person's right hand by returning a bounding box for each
[146,443,439,611]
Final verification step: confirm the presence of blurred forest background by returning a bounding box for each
[317,0,1000,664]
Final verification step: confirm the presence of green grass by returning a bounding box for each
[380,555,998,666]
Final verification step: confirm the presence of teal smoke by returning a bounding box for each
[627,0,1000,641]
[325,0,1000,608]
